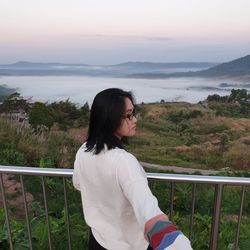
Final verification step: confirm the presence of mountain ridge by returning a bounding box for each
[0,60,216,77]
[1,55,250,78]
[125,55,250,79]
[0,61,216,68]
[0,61,89,68]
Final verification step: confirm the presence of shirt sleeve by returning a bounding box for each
[117,153,163,230]
[72,150,81,191]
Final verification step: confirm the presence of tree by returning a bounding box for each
[0,92,30,113]
[29,102,54,130]
[207,94,221,102]
[48,99,84,130]
[0,85,16,102]
[229,89,247,102]
[81,102,89,112]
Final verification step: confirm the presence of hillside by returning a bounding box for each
[198,54,250,77]
[125,55,250,79]
[0,61,89,68]
[0,61,216,76]
[1,89,249,171]
[1,107,250,250]
[0,85,16,102]
[1,55,250,78]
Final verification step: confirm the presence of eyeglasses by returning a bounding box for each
[122,111,138,121]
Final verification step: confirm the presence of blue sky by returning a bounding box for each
[1,0,250,64]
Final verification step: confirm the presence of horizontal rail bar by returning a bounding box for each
[0,165,72,177]
[147,173,250,185]
[1,165,250,185]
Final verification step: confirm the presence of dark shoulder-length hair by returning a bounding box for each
[85,88,135,154]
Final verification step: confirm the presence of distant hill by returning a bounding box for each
[0,61,89,68]
[197,55,250,77]
[2,56,250,79]
[125,55,250,79]
[0,61,98,76]
[110,61,216,70]
[0,61,217,76]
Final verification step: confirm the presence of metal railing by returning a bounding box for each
[1,165,250,250]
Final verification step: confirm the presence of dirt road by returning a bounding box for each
[141,162,221,175]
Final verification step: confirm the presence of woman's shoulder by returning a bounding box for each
[76,142,87,153]
[112,148,145,173]
[114,148,147,181]
[111,147,137,161]
[75,144,138,164]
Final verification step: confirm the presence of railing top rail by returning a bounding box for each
[147,172,250,185]
[0,165,72,177]
[1,165,250,185]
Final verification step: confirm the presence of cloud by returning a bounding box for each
[66,33,173,42]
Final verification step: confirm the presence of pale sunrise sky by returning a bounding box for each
[1,0,250,64]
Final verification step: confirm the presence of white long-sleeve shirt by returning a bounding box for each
[73,143,163,250]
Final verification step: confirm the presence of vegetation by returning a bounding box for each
[0,88,250,249]
[0,92,31,113]
[0,92,89,131]
[127,90,250,170]
[0,85,16,103]
[1,89,250,170]
[207,89,250,118]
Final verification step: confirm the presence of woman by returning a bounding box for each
[73,88,192,250]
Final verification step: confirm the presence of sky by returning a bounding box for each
[1,0,250,65]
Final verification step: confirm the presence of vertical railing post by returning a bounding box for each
[20,175,33,250]
[234,185,246,250]
[169,182,174,221]
[41,176,52,250]
[0,174,13,250]
[210,184,223,250]
[63,177,72,250]
[189,183,196,240]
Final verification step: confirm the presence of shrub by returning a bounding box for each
[220,133,229,147]
[223,142,250,170]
